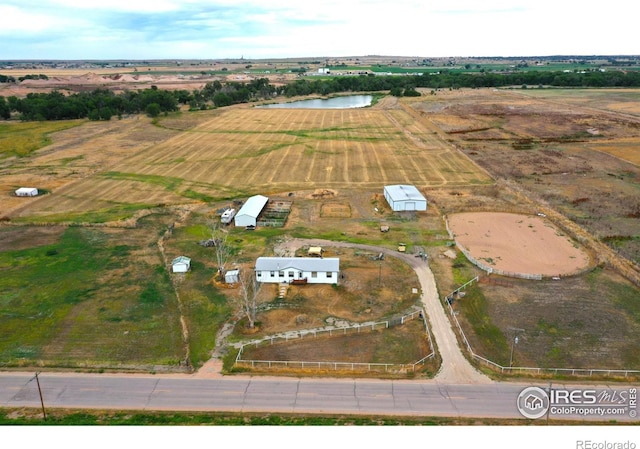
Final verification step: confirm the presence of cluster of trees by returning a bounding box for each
[1,87,179,121]
[282,70,640,97]
[184,78,276,110]
[413,69,640,89]
[2,70,640,121]
[0,74,49,83]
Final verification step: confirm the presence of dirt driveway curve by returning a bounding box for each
[273,238,492,385]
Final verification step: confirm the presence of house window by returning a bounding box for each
[279,271,284,277]
[311,271,318,278]
[288,271,294,278]
[257,272,262,277]
[326,272,333,278]
[270,271,275,277]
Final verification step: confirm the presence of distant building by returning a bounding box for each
[255,257,340,285]
[383,185,427,211]
[171,256,191,273]
[15,187,38,197]
[234,195,268,228]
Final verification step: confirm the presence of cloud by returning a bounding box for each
[0,0,638,59]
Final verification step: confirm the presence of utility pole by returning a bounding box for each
[378,260,382,287]
[32,372,47,421]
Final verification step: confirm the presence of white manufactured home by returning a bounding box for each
[383,185,427,212]
[255,257,340,285]
[234,195,268,227]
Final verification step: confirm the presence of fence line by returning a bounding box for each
[443,278,640,379]
[443,215,543,280]
[235,309,435,373]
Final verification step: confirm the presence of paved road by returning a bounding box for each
[0,373,637,422]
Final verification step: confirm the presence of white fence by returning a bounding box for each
[443,278,640,379]
[443,215,543,280]
[235,309,435,374]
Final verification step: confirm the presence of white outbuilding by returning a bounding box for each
[255,257,340,285]
[234,195,268,228]
[15,187,38,197]
[171,256,191,273]
[383,185,427,212]
[225,269,240,284]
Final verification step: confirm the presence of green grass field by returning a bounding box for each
[0,120,83,158]
[0,222,185,369]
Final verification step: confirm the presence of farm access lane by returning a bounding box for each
[273,238,492,385]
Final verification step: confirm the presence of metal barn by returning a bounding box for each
[234,195,269,228]
[383,185,427,211]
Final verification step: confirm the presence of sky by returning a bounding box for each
[1,0,638,60]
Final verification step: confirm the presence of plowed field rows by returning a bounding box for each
[11,106,492,218]
[113,108,491,190]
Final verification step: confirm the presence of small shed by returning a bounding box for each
[171,256,191,273]
[15,187,38,197]
[383,185,427,211]
[225,269,240,284]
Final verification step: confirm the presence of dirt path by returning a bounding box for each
[272,238,492,384]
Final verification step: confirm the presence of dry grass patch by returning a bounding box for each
[320,202,351,218]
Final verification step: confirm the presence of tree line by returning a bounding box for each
[2,69,640,121]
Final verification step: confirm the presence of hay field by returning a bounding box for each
[118,108,491,189]
[9,106,491,220]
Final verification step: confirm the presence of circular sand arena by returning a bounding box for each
[447,212,592,278]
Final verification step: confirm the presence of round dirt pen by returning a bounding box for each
[446,212,593,279]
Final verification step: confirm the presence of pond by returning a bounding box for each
[257,95,373,109]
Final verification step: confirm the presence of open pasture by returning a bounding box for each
[118,107,492,191]
[10,106,490,221]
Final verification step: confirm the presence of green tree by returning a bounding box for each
[145,103,161,117]
[0,97,10,119]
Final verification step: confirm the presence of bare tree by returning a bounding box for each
[237,266,262,328]
[209,221,231,281]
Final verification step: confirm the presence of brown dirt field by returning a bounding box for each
[448,212,592,277]
[241,319,430,364]
[410,88,640,266]
[0,226,65,251]
[320,202,351,218]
